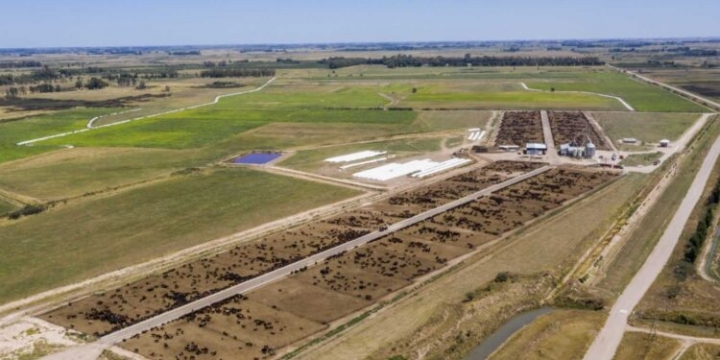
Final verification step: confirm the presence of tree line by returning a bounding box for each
[0,60,42,68]
[4,77,109,98]
[200,68,275,78]
[318,54,605,69]
[683,178,720,265]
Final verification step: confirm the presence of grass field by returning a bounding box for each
[0,108,119,164]
[526,72,706,112]
[413,110,493,131]
[0,147,205,200]
[631,128,720,335]
[41,108,417,149]
[614,332,681,360]
[0,198,16,214]
[592,112,701,144]
[404,90,621,110]
[294,172,647,360]
[278,136,444,172]
[598,116,720,295]
[0,168,360,304]
[680,343,720,360]
[488,310,605,360]
[621,152,663,167]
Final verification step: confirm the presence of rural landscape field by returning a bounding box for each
[2,2,720,360]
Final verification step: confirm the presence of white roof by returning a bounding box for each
[526,143,547,150]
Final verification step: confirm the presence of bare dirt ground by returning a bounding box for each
[548,111,612,150]
[493,111,544,146]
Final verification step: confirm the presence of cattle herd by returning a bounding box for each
[40,161,617,359]
[494,111,544,146]
[548,111,611,150]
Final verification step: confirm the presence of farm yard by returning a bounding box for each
[39,162,618,359]
[493,111,544,146]
[548,111,611,150]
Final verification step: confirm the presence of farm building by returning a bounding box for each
[622,138,638,144]
[525,143,547,155]
[498,145,520,152]
[659,139,670,147]
[559,142,595,158]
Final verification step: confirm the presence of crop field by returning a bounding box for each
[591,112,701,145]
[525,71,706,112]
[641,68,720,102]
[548,111,611,150]
[0,168,360,304]
[493,111,544,146]
[40,163,616,359]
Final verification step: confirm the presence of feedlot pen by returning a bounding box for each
[40,162,618,360]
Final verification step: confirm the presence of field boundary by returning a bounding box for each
[520,82,635,111]
[15,77,276,146]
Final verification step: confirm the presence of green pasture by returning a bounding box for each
[591,112,701,144]
[0,168,360,304]
[0,108,119,163]
[526,72,705,112]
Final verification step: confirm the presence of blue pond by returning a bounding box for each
[233,152,282,165]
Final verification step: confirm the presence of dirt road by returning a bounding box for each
[520,82,635,111]
[582,134,720,360]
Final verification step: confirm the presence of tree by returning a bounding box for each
[164,85,170,92]
[136,81,146,90]
[55,85,62,92]
[550,87,555,92]
[84,77,108,90]
[75,79,84,89]
[412,87,417,94]
[5,87,19,98]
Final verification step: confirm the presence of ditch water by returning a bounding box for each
[233,152,282,165]
[463,307,554,360]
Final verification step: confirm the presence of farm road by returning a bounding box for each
[17,77,276,146]
[582,132,720,360]
[609,65,720,111]
[520,82,635,111]
[42,166,552,359]
[540,110,561,165]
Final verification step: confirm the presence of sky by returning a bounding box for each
[1,0,718,48]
